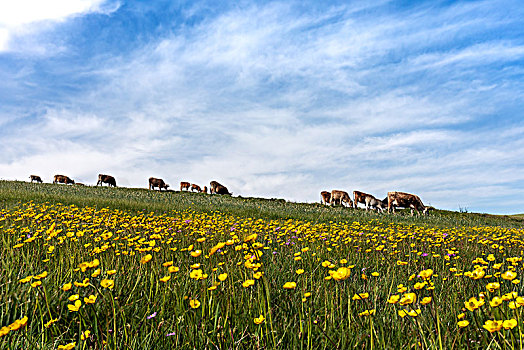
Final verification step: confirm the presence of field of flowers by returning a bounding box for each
[2,199,524,349]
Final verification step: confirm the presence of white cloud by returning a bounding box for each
[0,0,119,53]
[1,1,524,213]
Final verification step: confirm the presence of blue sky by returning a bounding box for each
[1,0,523,214]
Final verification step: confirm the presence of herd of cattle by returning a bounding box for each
[321,189,429,215]
[29,174,430,216]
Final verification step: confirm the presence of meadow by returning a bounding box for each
[1,180,524,349]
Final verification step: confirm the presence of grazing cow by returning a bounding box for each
[53,175,75,185]
[202,186,208,194]
[97,174,117,187]
[75,183,85,186]
[353,190,386,212]
[320,191,331,205]
[29,175,43,183]
[180,182,191,191]
[191,184,202,192]
[210,181,232,195]
[149,177,169,191]
[387,191,428,216]
[330,190,353,207]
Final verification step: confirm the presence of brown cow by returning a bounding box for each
[53,175,75,185]
[202,186,208,194]
[387,191,428,216]
[191,184,202,192]
[320,191,331,205]
[97,174,116,187]
[180,182,191,191]
[29,175,43,183]
[149,177,169,191]
[210,181,232,195]
[330,190,353,207]
[353,190,386,212]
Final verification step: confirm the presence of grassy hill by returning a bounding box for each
[1,180,522,228]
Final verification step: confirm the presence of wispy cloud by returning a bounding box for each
[1,0,523,213]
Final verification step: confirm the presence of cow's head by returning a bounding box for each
[164,184,170,189]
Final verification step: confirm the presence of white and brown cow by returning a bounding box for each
[180,182,191,191]
[353,190,386,212]
[320,191,331,205]
[97,174,116,187]
[330,190,353,207]
[210,181,232,195]
[387,191,428,216]
[53,175,75,185]
[29,175,43,183]
[191,184,202,192]
[149,177,169,191]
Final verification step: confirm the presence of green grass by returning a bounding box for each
[2,180,524,349]
[0,180,522,228]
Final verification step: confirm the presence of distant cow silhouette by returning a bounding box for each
[210,181,232,195]
[353,190,386,212]
[180,182,191,191]
[191,184,202,192]
[387,191,428,216]
[330,190,353,207]
[97,174,116,187]
[320,191,331,205]
[53,175,74,185]
[30,175,43,183]
[149,177,169,191]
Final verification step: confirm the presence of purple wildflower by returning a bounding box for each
[147,312,157,319]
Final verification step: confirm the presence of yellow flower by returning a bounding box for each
[503,319,517,330]
[419,269,433,279]
[359,309,375,316]
[19,276,33,284]
[253,272,263,279]
[0,326,9,337]
[457,313,465,320]
[140,254,153,264]
[483,320,503,333]
[387,295,400,304]
[218,273,228,281]
[486,282,500,292]
[162,261,173,267]
[407,309,422,317]
[84,295,97,304]
[421,297,432,305]
[44,318,58,328]
[8,316,28,331]
[414,282,426,290]
[352,293,369,300]
[168,266,179,273]
[58,342,76,350]
[296,269,305,275]
[464,297,483,311]
[397,284,407,293]
[68,294,80,301]
[283,282,297,289]
[31,281,42,288]
[399,293,416,305]
[332,267,351,281]
[62,283,72,291]
[91,269,101,277]
[100,279,114,289]
[191,250,202,257]
[501,270,517,280]
[159,275,171,283]
[490,296,503,307]
[254,315,265,324]
[398,310,408,318]
[190,299,201,308]
[371,272,379,277]
[107,270,117,275]
[67,300,82,312]
[243,279,255,288]
[457,320,469,328]
[470,268,485,280]
[81,330,91,340]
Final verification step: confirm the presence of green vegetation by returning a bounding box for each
[0,180,522,228]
